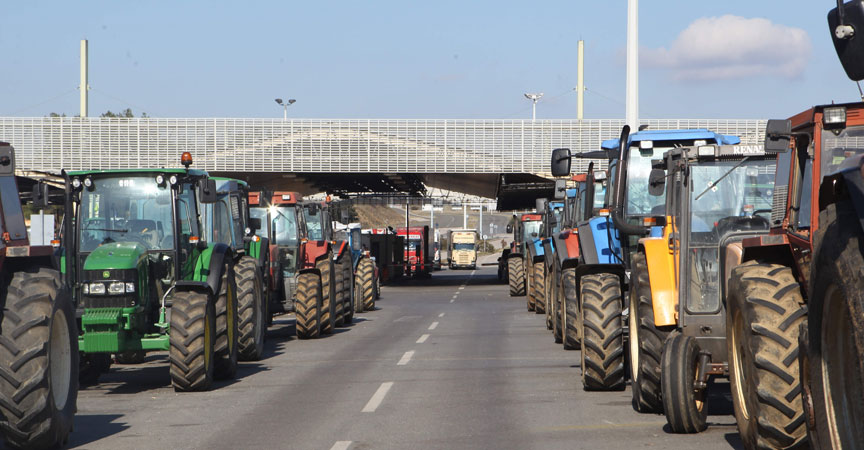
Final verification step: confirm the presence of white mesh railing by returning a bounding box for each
[0,117,766,174]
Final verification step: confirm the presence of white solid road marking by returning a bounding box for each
[416,334,430,343]
[438,312,445,317]
[330,442,352,450]
[429,321,439,330]
[362,382,394,412]
[398,350,415,365]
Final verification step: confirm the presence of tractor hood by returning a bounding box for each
[83,242,147,271]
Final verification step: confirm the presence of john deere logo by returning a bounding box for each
[103,271,110,279]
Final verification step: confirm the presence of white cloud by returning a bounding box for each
[642,15,811,81]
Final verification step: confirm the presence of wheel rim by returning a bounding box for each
[204,311,212,369]
[693,348,706,412]
[821,284,864,449]
[255,287,265,346]
[629,290,640,384]
[228,283,236,350]
[731,309,750,420]
[49,308,72,410]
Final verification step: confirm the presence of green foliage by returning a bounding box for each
[101,108,148,118]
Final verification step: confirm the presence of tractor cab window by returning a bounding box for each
[272,206,299,246]
[78,176,175,253]
[249,207,269,239]
[593,181,607,209]
[550,205,564,234]
[303,207,323,241]
[522,221,541,242]
[821,125,864,179]
[210,198,235,246]
[684,159,776,313]
[625,144,669,217]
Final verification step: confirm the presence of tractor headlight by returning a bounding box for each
[72,178,82,189]
[823,106,847,127]
[83,177,93,188]
[89,283,106,295]
[108,282,125,295]
[169,175,178,185]
[82,283,89,294]
[155,174,165,185]
[125,282,136,293]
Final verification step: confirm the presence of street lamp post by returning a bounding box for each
[275,98,296,120]
[524,93,543,121]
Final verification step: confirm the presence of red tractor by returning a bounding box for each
[0,143,78,449]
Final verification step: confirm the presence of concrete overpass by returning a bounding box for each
[0,117,765,209]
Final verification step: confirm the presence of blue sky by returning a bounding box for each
[0,1,857,119]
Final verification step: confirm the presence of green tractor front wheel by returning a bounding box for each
[169,290,216,392]
[214,265,239,380]
[236,256,266,362]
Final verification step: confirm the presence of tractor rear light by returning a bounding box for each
[823,106,847,126]
[189,236,200,244]
[125,282,136,293]
[743,204,755,215]
[251,235,260,242]
[108,282,125,295]
[82,284,89,294]
[282,194,292,201]
[301,238,308,243]
[51,239,60,248]
[89,283,106,295]
[642,217,657,226]
[599,209,610,217]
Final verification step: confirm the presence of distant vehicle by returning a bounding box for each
[448,229,479,269]
[397,226,432,276]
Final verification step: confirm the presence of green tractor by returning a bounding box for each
[0,143,78,449]
[66,152,240,391]
[205,178,269,361]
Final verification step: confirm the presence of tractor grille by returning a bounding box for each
[771,185,788,226]
[81,294,137,309]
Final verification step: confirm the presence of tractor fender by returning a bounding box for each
[819,155,864,233]
[333,240,349,261]
[174,280,213,296]
[184,242,232,298]
[561,257,581,272]
[639,236,678,327]
[507,251,523,260]
[302,240,331,269]
[249,236,270,270]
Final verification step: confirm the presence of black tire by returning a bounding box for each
[316,257,336,335]
[533,262,546,315]
[334,259,346,327]
[579,273,625,391]
[341,260,354,324]
[236,256,265,362]
[562,267,580,350]
[214,264,239,380]
[508,257,525,297]
[660,332,708,433]
[356,258,375,312]
[727,261,807,449]
[169,290,216,392]
[551,270,563,343]
[629,252,669,413]
[544,265,554,330]
[804,201,864,450]
[0,268,77,450]
[295,272,322,339]
[114,351,146,365]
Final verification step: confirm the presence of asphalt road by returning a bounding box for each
[59,267,744,450]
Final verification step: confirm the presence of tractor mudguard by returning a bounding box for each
[561,257,580,271]
[507,251,523,260]
[577,217,621,265]
[639,230,678,327]
[248,236,269,269]
[556,230,580,264]
[302,241,330,269]
[174,280,213,296]
[333,241,349,261]
[190,242,232,297]
[542,239,556,270]
[819,155,864,233]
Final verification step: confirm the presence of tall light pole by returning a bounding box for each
[524,93,543,121]
[80,40,89,118]
[625,0,639,129]
[275,98,296,120]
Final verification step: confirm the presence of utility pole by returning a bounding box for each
[577,39,585,120]
[80,40,89,118]
[625,0,639,129]
[463,203,467,229]
[478,204,483,249]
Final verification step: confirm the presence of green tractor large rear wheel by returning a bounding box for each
[0,268,78,450]
[169,290,216,392]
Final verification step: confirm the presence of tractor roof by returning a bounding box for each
[68,168,209,177]
[521,214,542,221]
[600,128,741,150]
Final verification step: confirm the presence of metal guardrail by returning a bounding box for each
[0,117,766,174]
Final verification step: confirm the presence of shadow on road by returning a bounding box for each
[66,414,128,448]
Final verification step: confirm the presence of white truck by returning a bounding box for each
[448,229,479,270]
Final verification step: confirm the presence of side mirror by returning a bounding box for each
[506,224,513,234]
[553,179,566,199]
[764,119,792,153]
[32,182,50,208]
[199,179,218,203]
[0,144,14,175]
[247,217,262,233]
[829,0,864,81]
[648,168,666,197]
[535,198,547,215]
[551,148,572,177]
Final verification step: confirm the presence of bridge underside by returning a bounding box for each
[210,171,553,210]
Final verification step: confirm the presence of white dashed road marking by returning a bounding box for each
[362,382,394,412]
[330,441,352,450]
[429,321,439,330]
[416,334,430,344]
[438,313,445,317]
[397,351,415,366]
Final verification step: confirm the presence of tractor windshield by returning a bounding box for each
[626,144,672,217]
[550,205,564,234]
[685,159,776,313]
[593,181,607,209]
[821,125,864,179]
[78,175,175,253]
[522,221,541,242]
[272,206,299,246]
